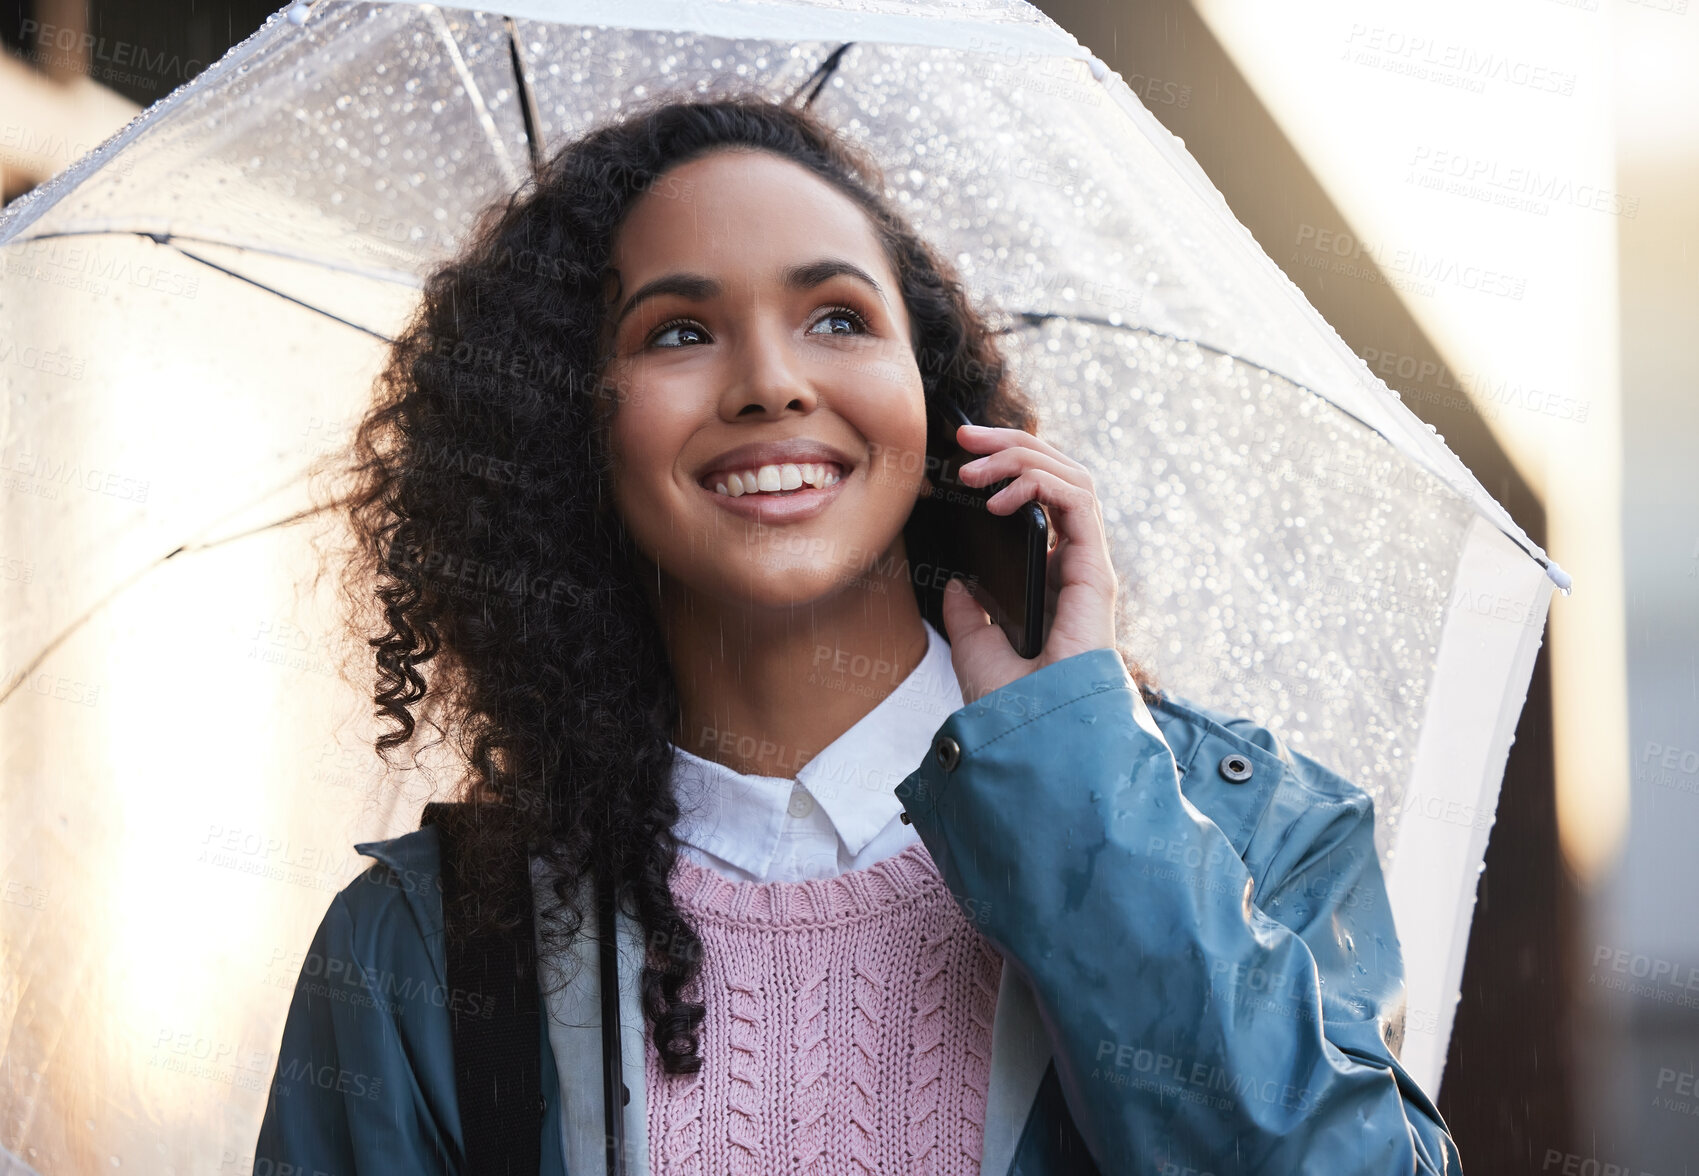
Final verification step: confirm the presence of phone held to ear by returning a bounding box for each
[908,399,1050,659]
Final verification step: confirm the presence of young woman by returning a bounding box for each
[256,94,1463,1174]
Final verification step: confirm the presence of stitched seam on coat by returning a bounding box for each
[964,681,1120,755]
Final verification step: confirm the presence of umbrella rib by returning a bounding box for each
[1004,310,1282,366]
[147,235,397,342]
[1002,309,1420,463]
[999,310,1334,386]
[423,5,524,194]
[1005,310,1389,425]
[14,228,425,288]
[14,228,398,339]
[504,16,544,174]
[0,492,340,710]
[794,43,854,109]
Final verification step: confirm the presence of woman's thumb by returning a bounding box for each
[941,575,993,646]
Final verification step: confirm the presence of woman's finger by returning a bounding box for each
[985,469,1115,585]
[957,443,1090,500]
[952,423,1090,477]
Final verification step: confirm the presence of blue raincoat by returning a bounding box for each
[254,647,1462,1173]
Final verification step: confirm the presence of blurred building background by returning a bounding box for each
[3,0,1695,1171]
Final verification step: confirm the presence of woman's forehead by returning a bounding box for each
[612,149,894,284]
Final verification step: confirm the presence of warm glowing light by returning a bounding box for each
[1193,0,1629,885]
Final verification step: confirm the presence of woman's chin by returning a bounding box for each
[700,557,893,612]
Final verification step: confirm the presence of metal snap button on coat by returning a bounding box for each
[935,735,962,773]
[1218,753,1253,783]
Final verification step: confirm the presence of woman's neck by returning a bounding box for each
[652,554,932,780]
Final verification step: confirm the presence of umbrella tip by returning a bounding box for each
[1542,559,1573,594]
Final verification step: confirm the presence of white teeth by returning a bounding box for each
[707,462,844,495]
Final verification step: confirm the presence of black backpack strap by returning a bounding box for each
[596,858,627,1175]
[421,802,545,1176]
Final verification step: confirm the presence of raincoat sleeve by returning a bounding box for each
[893,647,1463,1175]
[253,864,462,1175]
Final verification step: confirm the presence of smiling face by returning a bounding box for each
[598,146,930,613]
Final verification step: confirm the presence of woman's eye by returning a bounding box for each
[809,306,870,337]
[647,319,709,348]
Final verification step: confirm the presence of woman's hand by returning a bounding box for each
[939,423,1121,703]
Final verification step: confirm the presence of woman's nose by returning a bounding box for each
[719,320,818,418]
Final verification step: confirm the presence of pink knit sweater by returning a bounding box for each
[645,839,1004,1176]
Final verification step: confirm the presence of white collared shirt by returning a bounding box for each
[669,619,1180,883]
[669,619,961,882]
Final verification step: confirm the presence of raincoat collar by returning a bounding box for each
[352,826,448,988]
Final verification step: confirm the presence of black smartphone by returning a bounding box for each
[907,400,1050,658]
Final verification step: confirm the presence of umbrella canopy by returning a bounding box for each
[0,0,1563,1167]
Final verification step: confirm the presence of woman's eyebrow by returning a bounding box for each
[782,258,890,308]
[613,257,889,328]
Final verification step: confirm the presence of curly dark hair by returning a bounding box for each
[316,90,1157,1076]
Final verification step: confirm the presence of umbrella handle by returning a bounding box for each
[597,862,626,1175]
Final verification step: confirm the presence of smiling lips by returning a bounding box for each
[696,460,852,524]
[707,462,844,497]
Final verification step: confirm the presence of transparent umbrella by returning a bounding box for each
[0,0,1565,1169]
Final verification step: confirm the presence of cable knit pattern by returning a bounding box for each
[646,840,1002,1175]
